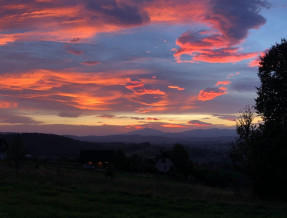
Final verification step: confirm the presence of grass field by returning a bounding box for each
[0,163,286,218]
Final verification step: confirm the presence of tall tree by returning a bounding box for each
[8,134,25,171]
[232,39,287,199]
[171,144,193,178]
[256,38,287,125]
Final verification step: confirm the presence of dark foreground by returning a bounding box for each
[0,163,286,218]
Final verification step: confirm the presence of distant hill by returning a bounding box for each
[74,128,236,144]
[168,128,236,138]
[125,128,166,136]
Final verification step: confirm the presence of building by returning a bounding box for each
[79,150,115,169]
[155,152,174,173]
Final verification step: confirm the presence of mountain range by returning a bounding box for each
[72,128,236,144]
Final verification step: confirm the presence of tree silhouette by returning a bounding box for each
[231,39,287,199]
[171,144,193,178]
[256,39,287,125]
[8,134,25,171]
[230,105,257,167]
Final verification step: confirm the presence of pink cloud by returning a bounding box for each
[219,87,227,91]
[198,88,227,101]
[125,80,165,96]
[0,101,18,109]
[174,41,260,63]
[227,72,240,79]
[168,85,185,91]
[215,81,231,86]
[170,0,267,64]
[66,48,83,55]
[248,52,265,67]
[126,125,145,130]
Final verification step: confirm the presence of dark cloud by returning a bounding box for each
[146,117,160,121]
[58,112,82,118]
[188,120,212,126]
[85,0,150,26]
[0,111,41,124]
[209,0,269,43]
[66,48,83,55]
[97,114,115,118]
[70,38,81,43]
[213,114,238,122]
[130,117,145,120]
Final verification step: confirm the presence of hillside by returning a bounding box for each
[0,133,153,159]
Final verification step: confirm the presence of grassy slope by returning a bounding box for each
[0,163,286,218]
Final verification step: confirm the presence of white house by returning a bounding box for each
[155,157,173,173]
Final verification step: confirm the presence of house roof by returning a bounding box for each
[0,138,8,151]
[79,150,115,163]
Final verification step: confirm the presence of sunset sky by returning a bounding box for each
[0,0,286,136]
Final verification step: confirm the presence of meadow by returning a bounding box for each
[0,162,287,218]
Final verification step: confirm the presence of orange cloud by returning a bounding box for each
[0,68,172,113]
[55,92,121,110]
[215,81,231,86]
[168,85,185,91]
[0,70,130,93]
[198,88,227,101]
[0,70,151,111]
